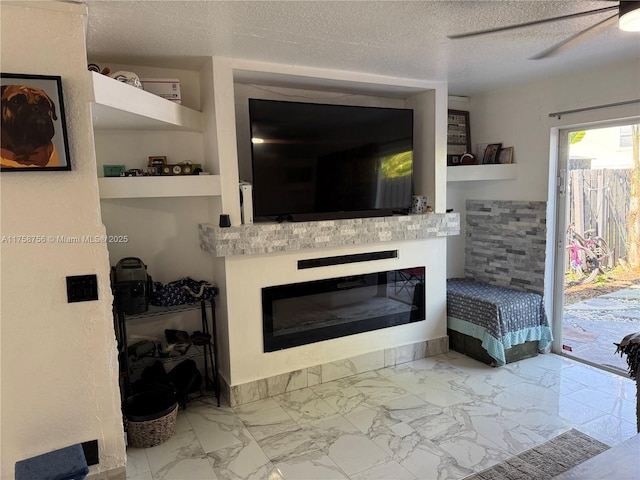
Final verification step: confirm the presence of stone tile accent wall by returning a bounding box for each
[464,200,546,295]
[221,336,449,406]
[199,213,460,257]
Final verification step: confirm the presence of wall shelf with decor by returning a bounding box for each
[98,175,221,199]
[447,163,517,182]
[90,71,203,131]
[90,70,221,200]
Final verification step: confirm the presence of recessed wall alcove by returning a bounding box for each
[198,58,452,405]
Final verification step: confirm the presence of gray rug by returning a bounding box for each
[465,429,609,480]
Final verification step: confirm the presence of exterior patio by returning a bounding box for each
[563,285,640,374]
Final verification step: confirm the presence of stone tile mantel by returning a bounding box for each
[199,212,460,257]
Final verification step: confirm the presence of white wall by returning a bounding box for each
[445,97,472,277]
[446,58,640,280]
[0,2,125,477]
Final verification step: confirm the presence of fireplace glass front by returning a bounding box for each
[262,267,425,351]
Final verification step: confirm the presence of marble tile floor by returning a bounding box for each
[126,351,637,480]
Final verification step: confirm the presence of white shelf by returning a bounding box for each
[90,71,203,131]
[98,175,221,199]
[447,163,517,182]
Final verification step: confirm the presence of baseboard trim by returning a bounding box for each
[87,466,126,480]
[225,336,449,406]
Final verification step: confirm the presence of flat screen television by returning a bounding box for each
[248,98,414,222]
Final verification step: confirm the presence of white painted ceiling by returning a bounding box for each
[83,0,640,95]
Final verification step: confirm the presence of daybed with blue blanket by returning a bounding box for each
[446,278,553,366]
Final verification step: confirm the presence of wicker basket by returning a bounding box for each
[126,402,178,448]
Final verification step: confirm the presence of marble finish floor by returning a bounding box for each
[126,351,637,480]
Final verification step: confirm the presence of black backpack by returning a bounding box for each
[168,359,202,408]
[132,359,202,409]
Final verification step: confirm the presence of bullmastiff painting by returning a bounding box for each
[1,74,70,171]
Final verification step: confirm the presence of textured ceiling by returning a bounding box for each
[83,0,640,95]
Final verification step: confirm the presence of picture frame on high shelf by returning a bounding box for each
[482,143,502,164]
[447,110,471,166]
[498,146,514,164]
[0,73,71,172]
[476,143,488,160]
[447,154,461,166]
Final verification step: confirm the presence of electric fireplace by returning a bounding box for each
[262,267,425,351]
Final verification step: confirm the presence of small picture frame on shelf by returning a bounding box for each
[476,143,488,159]
[1,73,71,172]
[498,147,514,164]
[482,143,502,164]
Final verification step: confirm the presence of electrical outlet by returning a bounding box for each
[66,275,98,303]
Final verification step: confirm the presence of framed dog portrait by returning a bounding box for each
[1,73,71,172]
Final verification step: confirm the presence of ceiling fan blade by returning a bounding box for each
[447,5,618,39]
[530,14,618,59]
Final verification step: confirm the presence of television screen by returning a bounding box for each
[248,99,414,222]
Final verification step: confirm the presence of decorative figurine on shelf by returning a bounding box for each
[411,195,427,214]
[461,152,477,165]
[148,156,167,175]
[109,70,143,89]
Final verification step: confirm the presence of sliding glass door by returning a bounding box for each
[553,121,639,373]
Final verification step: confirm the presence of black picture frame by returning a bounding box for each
[447,155,461,166]
[1,73,71,172]
[447,110,471,166]
[483,143,502,164]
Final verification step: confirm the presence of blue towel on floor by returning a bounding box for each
[15,443,89,480]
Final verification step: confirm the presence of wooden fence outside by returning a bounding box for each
[568,168,632,266]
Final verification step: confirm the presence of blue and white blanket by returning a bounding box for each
[446,278,553,365]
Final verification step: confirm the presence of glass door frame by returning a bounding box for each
[550,117,639,373]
